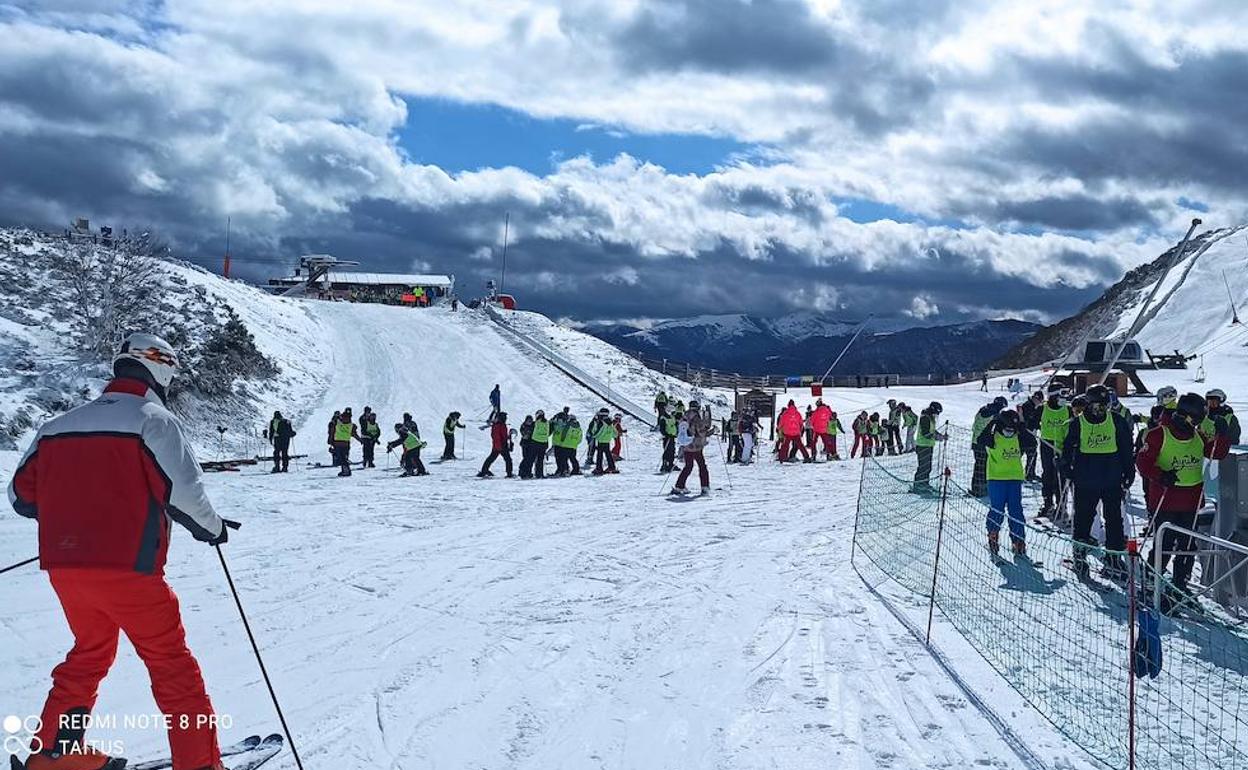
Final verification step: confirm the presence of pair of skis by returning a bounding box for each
[11,734,282,770]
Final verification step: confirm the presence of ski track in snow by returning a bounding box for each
[0,303,1108,769]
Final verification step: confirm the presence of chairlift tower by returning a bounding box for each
[281,254,360,297]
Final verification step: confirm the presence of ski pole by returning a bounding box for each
[1,556,38,575]
[214,522,305,770]
[715,433,735,492]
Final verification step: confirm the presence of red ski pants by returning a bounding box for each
[38,569,220,770]
[821,434,837,456]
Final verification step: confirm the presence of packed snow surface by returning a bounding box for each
[2,301,1123,769]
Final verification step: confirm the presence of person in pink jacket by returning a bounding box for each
[777,401,811,463]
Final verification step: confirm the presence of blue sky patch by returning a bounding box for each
[397,96,757,176]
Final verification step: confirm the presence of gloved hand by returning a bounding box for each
[209,524,229,546]
[1158,470,1179,488]
[1121,474,1135,491]
[387,446,394,454]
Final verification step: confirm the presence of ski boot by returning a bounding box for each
[1101,554,1128,582]
[669,486,689,496]
[699,486,711,497]
[399,470,415,477]
[1011,538,1027,557]
[24,714,121,770]
[987,531,1000,557]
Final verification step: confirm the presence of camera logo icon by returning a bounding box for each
[3,715,42,755]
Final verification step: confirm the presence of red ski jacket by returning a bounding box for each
[9,378,225,574]
[811,405,832,435]
[778,406,803,438]
[491,421,510,451]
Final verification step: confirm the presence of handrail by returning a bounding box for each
[1151,522,1248,614]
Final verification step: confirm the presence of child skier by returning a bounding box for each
[975,409,1036,557]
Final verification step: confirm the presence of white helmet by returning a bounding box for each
[113,333,180,388]
[1206,388,1228,403]
[1156,385,1178,404]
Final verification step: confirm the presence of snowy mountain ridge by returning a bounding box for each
[584,312,1040,376]
[996,224,1248,389]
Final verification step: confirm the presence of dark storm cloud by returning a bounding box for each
[613,0,839,75]
[991,195,1160,232]
[607,0,937,135]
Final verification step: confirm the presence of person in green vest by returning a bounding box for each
[331,407,361,477]
[659,408,679,473]
[970,396,1008,497]
[654,391,669,417]
[530,410,551,479]
[724,411,741,463]
[552,413,583,476]
[1138,393,1231,608]
[911,402,947,493]
[1203,388,1241,444]
[360,412,382,468]
[867,413,882,457]
[442,411,464,460]
[591,407,618,475]
[387,422,429,476]
[901,404,918,453]
[1038,383,1072,517]
[1060,384,1136,578]
[975,409,1036,557]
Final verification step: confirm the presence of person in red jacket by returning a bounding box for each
[1137,392,1230,607]
[611,413,626,461]
[477,412,514,478]
[9,334,229,770]
[811,400,833,460]
[776,401,810,463]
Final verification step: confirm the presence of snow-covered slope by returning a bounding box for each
[0,289,1102,769]
[996,225,1248,376]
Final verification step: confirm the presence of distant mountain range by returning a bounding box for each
[581,313,1042,376]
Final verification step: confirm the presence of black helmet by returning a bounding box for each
[1085,384,1111,405]
[1071,395,1088,408]
[993,396,1008,410]
[1176,393,1208,423]
[997,410,1021,432]
[928,401,943,414]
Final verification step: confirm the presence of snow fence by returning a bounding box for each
[851,424,1248,770]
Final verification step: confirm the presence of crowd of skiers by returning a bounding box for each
[958,381,1240,609]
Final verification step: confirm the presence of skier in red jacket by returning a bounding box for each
[1136,392,1230,607]
[776,401,810,463]
[9,334,229,770]
[477,412,514,478]
[811,401,834,460]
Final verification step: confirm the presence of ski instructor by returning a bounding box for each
[9,333,229,770]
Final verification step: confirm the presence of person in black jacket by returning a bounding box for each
[1020,391,1044,482]
[1061,385,1135,577]
[268,411,296,473]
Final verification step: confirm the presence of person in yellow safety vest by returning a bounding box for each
[1138,393,1231,609]
[386,422,428,476]
[1060,384,1136,578]
[901,404,918,453]
[591,408,618,475]
[1038,383,1072,517]
[412,286,425,306]
[974,409,1037,557]
[911,402,947,493]
[659,410,679,473]
[530,410,551,479]
[442,411,464,460]
[332,408,361,477]
[552,413,583,476]
[360,412,381,468]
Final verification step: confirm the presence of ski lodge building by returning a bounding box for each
[268,268,455,306]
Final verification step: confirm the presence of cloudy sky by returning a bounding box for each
[1,0,1242,326]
